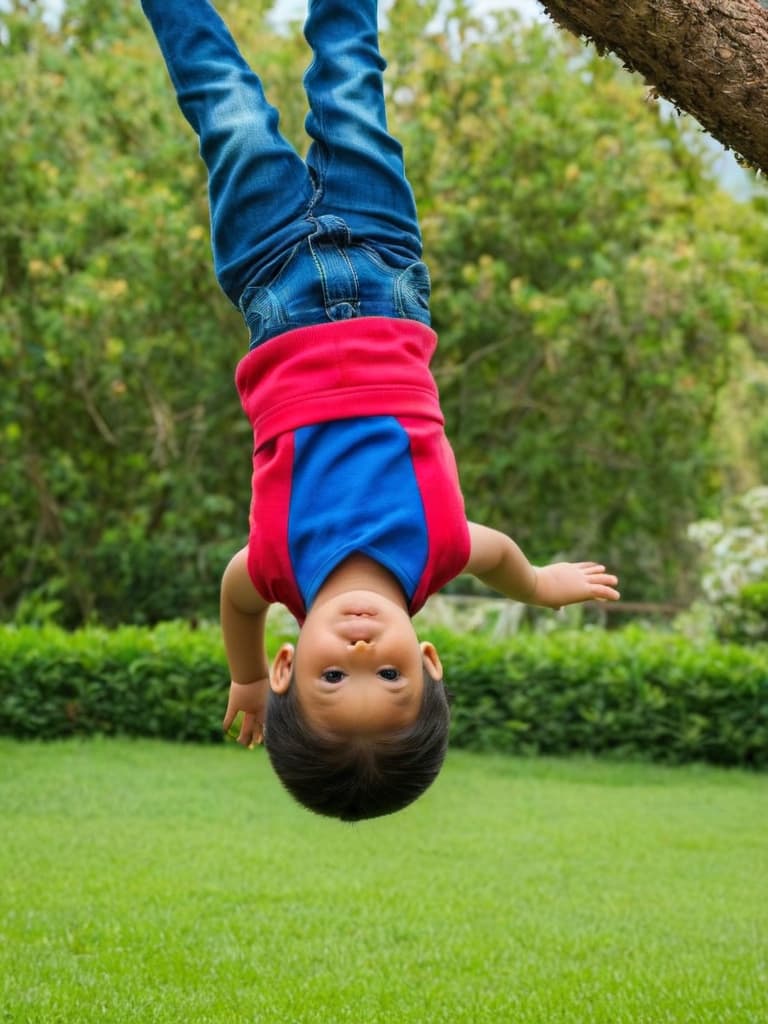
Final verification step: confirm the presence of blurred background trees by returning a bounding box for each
[2,0,767,626]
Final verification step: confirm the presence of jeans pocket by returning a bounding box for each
[394,260,432,323]
[239,283,288,348]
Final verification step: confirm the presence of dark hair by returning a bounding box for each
[264,664,451,822]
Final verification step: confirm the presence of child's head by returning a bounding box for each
[264,591,450,821]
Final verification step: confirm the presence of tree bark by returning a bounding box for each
[538,0,768,175]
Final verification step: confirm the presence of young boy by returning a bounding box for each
[142,0,619,822]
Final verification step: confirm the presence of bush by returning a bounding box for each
[718,581,768,645]
[0,623,766,768]
[0,623,226,742]
[687,486,768,643]
[10,533,236,630]
[436,626,768,768]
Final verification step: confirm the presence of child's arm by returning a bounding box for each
[465,522,620,609]
[220,546,271,746]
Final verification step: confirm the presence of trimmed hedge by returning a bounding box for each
[0,624,227,744]
[435,627,768,768]
[1,623,766,767]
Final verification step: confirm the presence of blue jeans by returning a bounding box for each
[141,0,431,348]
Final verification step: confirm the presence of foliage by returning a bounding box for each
[685,486,768,642]
[1,621,766,767]
[0,0,259,626]
[0,622,225,741]
[737,582,768,642]
[440,624,768,767]
[1,0,768,624]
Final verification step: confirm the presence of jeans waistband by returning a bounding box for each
[239,222,431,349]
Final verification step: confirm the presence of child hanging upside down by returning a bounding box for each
[141,0,620,822]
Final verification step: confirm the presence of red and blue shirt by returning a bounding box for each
[235,317,470,623]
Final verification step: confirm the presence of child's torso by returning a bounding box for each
[237,317,471,621]
[247,414,469,622]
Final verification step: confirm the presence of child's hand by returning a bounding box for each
[222,678,269,747]
[532,562,620,610]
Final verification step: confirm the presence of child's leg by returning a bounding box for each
[141,0,314,305]
[302,0,423,265]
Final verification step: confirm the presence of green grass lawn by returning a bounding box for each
[1,740,766,1023]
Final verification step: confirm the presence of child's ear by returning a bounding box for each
[270,643,295,693]
[420,641,443,681]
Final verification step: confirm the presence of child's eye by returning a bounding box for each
[378,667,400,681]
[321,669,346,684]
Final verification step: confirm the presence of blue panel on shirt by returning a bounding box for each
[289,417,428,610]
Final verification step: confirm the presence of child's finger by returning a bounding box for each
[594,574,619,586]
[238,712,263,747]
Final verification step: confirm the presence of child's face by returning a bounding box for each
[271,591,442,737]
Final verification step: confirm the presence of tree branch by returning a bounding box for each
[538,0,768,174]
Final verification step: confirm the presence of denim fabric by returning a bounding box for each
[141,0,431,347]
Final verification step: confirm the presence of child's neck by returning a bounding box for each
[313,554,408,609]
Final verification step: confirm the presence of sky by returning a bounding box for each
[268,0,545,24]
[32,0,546,27]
